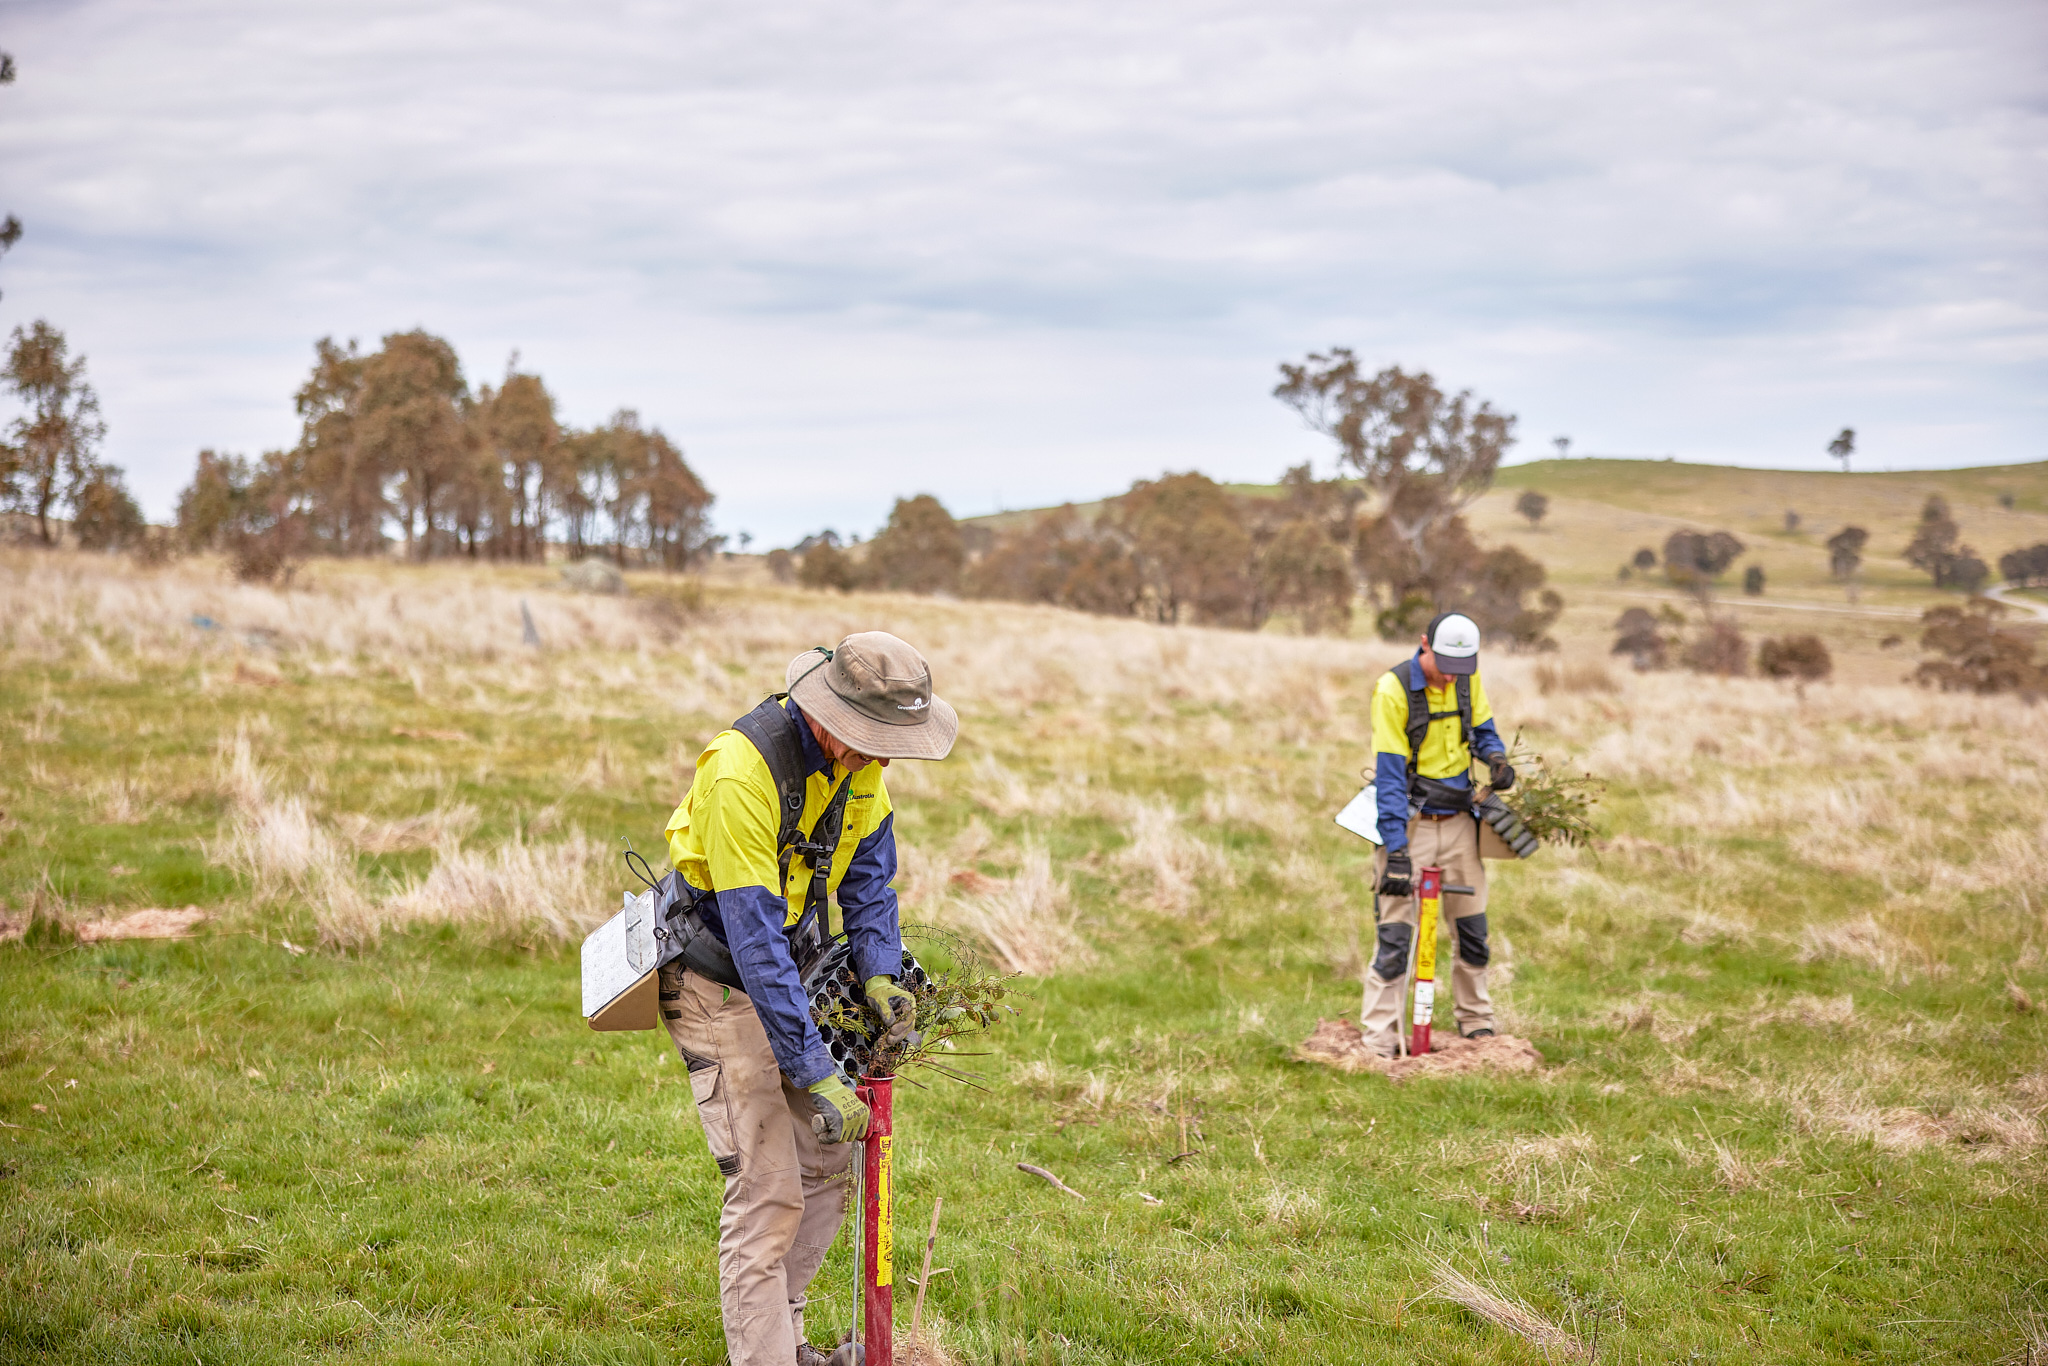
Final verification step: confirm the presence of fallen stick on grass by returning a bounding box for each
[911,1197,943,1346]
[1016,1163,1085,1200]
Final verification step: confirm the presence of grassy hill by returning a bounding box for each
[943,459,2048,685]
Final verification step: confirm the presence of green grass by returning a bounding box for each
[4,553,2046,1364]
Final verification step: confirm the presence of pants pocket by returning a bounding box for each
[689,1061,741,1177]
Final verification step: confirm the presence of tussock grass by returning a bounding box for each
[1416,1251,1584,1359]
[942,845,1087,976]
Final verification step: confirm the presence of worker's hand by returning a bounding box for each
[864,975,919,1047]
[806,1074,870,1144]
[1378,848,1413,898]
[1488,756,1516,792]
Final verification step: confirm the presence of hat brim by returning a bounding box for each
[1435,652,1479,676]
[786,655,959,760]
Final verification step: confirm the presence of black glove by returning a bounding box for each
[1378,848,1413,898]
[1488,756,1516,792]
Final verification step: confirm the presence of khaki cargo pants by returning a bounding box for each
[1360,813,1493,1052]
[659,963,852,1366]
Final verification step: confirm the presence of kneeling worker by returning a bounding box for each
[660,632,957,1366]
[1361,611,1515,1055]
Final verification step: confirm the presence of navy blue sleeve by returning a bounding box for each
[714,886,838,1088]
[838,813,904,985]
[1471,719,1505,763]
[1374,752,1411,850]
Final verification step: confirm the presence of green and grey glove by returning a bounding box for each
[865,975,919,1047]
[806,1074,870,1144]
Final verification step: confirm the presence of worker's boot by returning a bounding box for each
[794,1343,833,1366]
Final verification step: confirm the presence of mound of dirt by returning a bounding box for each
[1297,1016,1543,1082]
[75,907,207,943]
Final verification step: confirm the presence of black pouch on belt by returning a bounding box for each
[655,873,746,992]
[1410,775,1474,813]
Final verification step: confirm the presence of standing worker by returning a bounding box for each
[1360,612,1515,1055]
[659,632,957,1366]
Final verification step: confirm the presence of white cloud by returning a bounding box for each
[0,0,2041,540]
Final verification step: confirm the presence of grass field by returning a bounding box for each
[4,485,2047,1365]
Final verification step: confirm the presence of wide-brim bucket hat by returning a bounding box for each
[785,631,958,761]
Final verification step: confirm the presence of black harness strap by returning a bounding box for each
[1399,662,1473,783]
[1396,661,1475,815]
[731,696,856,972]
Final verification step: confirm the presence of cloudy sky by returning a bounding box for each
[2,0,2043,544]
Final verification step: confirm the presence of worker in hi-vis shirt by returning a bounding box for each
[1361,611,1515,1055]
[659,633,957,1366]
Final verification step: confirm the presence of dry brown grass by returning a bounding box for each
[944,845,1088,976]
[362,831,611,948]
[1416,1250,1584,1359]
[1115,797,1233,912]
[1534,660,1619,695]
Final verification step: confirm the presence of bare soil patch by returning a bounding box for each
[1297,1017,1544,1081]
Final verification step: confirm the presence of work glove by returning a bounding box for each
[806,1074,870,1144]
[865,975,919,1047]
[1488,756,1516,792]
[1378,848,1413,899]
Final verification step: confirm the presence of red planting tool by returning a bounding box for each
[1406,865,1476,1056]
[835,1074,896,1366]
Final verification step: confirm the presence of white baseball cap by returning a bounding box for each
[1426,612,1481,675]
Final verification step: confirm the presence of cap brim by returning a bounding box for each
[786,659,959,760]
[1435,653,1479,675]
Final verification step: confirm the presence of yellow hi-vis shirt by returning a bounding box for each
[1370,663,1496,779]
[664,713,893,938]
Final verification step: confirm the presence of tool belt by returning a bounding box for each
[1409,774,1474,815]
[653,869,832,994]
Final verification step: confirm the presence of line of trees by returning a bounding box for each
[789,356,1565,646]
[175,331,715,579]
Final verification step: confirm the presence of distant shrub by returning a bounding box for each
[867,494,965,594]
[1998,491,2016,510]
[1680,620,1749,676]
[1914,601,2046,696]
[1826,526,1868,579]
[177,449,252,552]
[1632,547,1657,571]
[1743,565,1765,595]
[1663,529,1744,586]
[764,547,794,583]
[1998,543,2048,588]
[1461,545,1563,651]
[70,467,145,551]
[228,517,309,585]
[1784,510,1801,533]
[1515,489,1549,528]
[1905,495,1988,591]
[798,541,863,593]
[1758,634,1831,680]
[1375,592,1434,643]
[1611,606,1669,671]
[1945,553,1990,593]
